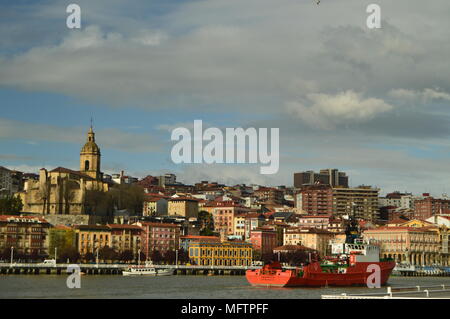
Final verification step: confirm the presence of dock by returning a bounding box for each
[0,263,258,275]
[322,285,450,299]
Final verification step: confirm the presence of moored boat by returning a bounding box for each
[122,262,173,276]
[246,207,395,287]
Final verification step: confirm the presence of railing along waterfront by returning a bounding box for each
[0,263,262,276]
[322,285,450,299]
[0,263,260,269]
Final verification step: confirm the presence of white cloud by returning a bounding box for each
[286,91,393,129]
[0,117,162,153]
[389,88,450,103]
[1,0,449,114]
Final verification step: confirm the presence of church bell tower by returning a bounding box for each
[80,124,101,180]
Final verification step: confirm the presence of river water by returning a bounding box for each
[1,275,450,299]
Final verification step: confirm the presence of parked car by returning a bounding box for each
[40,259,57,266]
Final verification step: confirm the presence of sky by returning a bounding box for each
[1,0,450,195]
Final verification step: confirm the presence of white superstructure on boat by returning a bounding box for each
[122,262,173,276]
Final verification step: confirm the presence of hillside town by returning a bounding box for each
[1,127,450,268]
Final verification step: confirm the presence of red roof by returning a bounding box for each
[107,224,143,230]
[181,235,221,243]
[273,245,316,251]
[136,222,180,228]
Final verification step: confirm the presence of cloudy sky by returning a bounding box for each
[1,0,450,195]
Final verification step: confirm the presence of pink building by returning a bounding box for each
[250,228,277,255]
[134,222,181,258]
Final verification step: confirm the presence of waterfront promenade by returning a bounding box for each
[3,262,450,277]
[0,263,260,275]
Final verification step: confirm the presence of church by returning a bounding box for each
[19,126,109,215]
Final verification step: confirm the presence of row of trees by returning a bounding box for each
[0,245,191,264]
[0,195,23,214]
[78,247,190,264]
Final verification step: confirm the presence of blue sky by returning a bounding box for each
[1,0,450,195]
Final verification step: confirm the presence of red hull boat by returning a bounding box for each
[246,260,395,287]
[247,211,395,288]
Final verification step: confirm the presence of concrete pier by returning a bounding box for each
[0,263,256,276]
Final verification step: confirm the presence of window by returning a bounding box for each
[85,160,90,171]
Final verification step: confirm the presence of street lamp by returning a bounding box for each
[10,246,14,266]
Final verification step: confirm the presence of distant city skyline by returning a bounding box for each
[1,0,450,196]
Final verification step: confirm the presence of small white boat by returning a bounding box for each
[122,262,173,276]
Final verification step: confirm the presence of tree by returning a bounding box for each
[98,246,118,262]
[198,210,214,235]
[109,184,145,216]
[138,251,146,263]
[177,248,190,264]
[163,250,176,264]
[48,228,76,260]
[0,195,23,213]
[84,252,95,262]
[151,250,163,264]
[85,189,114,217]
[119,250,134,263]
[59,247,81,263]
[0,248,11,260]
[252,250,262,261]
[262,252,277,264]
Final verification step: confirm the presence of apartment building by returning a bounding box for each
[0,215,50,258]
[332,186,379,221]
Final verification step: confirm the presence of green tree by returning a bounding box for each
[108,184,145,216]
[198,210,214,235]
[48,228,76,259]
[0,195,23,213]
[85,189,115,217]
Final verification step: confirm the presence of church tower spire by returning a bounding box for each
[80,123,101,180]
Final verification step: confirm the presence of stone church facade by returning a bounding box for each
[19,127,109,215]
